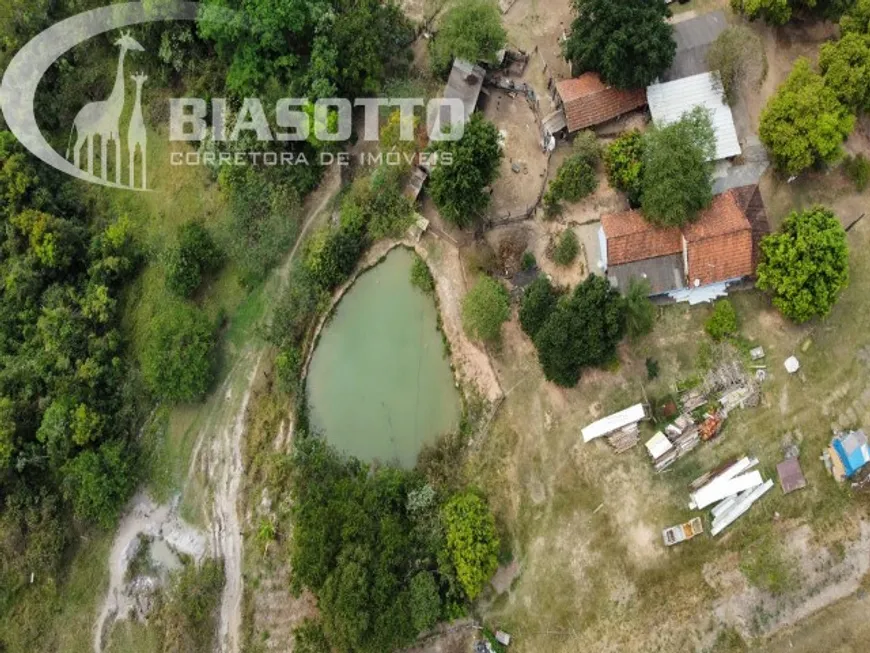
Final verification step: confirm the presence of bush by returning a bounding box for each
[429,0,507,77]
[572,130,601,166]
[646,357,660,380]
[625,277,655,339]
[519,275,559,338]
[707,25,767,105]
[604,130,645,206]
[844,154,870,190]
[441,492,500,600]
[165,221,223,297]
[156,559,225,653]
[141,302,216,403]
[461,276,510,344]
[521,251,536,271]
[551,229,579,266]
[549,154,598,204]
[705,300,739,340]
[410,255,436,294]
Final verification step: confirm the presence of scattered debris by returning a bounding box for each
[750,346,765,361]
[785,356,801,374]
[827,429,870,482]
[777,457,807,494]
[495,630,512,646]
[662,517,704,546]
[406,215,429,243]
[687,457,774,535]
[645,413,700,471]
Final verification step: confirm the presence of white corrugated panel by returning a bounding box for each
[711,480,774,535]
[646,72,742,161]
[581,403,646,442]
[689,470,763,510]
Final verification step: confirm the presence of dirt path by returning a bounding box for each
[93,169,341,653]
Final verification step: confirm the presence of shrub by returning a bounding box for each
[461,276,510,344]
[705,300,739,340]
[441,492,500,600]
[521,251,536,271]
[141,302,216,403]
[429,0,506,77]
[549,154,598,204]
[572,130,601,166]
[625,277,655,339]
[604,130,645,206]
[410,255,436,294]
[707,25,767,105]
[646,357,660,380]
[844,153,870,190]
[165,221,223,297]
[551,229,579,266]
[519,275,559,338]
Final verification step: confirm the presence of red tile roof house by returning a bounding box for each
[598,186,769,303]
[555,73,647,133]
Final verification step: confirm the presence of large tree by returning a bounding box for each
[756,206,849,323]
[819,33,870,114]
[461,276,510,344]
[759,58,854,176]
[428,113,503,227]
[563,0,676,89]
[533,275,626,387]
[841,0,870,34]
[429,0,507,76]
[641,107,716,227]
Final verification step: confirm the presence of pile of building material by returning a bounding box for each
[688,457,773,535]
[825,429,870,483]
[644,413,700,471]
[662,517,703,546]
[581,403,647,453]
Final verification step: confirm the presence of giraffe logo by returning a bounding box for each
[65,32,147,188]
[0,2,209,191]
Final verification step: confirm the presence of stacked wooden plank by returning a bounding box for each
[645,414,699,471]
[607,424,640,453]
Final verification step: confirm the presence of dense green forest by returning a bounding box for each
[0,0,508,649]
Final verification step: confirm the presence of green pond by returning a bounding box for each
[307,248,460,467]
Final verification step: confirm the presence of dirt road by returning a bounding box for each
[93,168,341,653]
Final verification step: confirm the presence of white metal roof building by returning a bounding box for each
[646,72,742,161]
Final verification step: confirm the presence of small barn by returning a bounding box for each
[555,72,647,133]
[646,72,741,161]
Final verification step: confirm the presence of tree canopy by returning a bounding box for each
[427,113,503,228]
[140,303,216,403]
[441,492,500,601]
[461,276,510,345]
[624,278,655,339]
[819,33,870,113]
[759,58,854,176]
[841,0,870,34]
[563,0,676,89]
[519,276,560,339]
[641,107,716,227]
[429,0,507,76]
[731,0,855,24]
[533,275,626,387]
[199,0,413,98]
[756,206,849,323]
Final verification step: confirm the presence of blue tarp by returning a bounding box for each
[832,431,870,478]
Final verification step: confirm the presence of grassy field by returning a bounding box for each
[468,198,870,651]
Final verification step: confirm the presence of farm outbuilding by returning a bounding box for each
[555,72,647,133]
[646,72,741,161]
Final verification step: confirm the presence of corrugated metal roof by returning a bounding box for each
[646,72,741,161]
[581,403,646,442]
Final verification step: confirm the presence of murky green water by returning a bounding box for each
[307,248,460,468]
